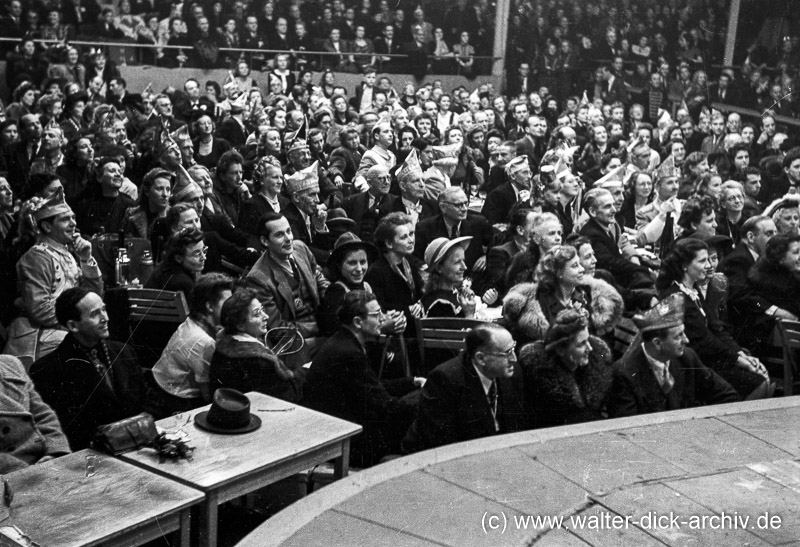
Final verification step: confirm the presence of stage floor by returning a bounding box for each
[240,397,800,546]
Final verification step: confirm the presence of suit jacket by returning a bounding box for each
[700,134,725,156]
[602,77,629,105]
[579,217,650,288]
[282,202,334,262]
[5,140,37,194]
[377,195,438,223]
[29,334,145,450]
[608,344,740,418]
[342,191,394,242]
[515,135,545,171]
[328,146,363,182]
[245,240,329,338]
[481,183,518,226]
[304,328,416,466]
[720,242,756,290]
[402,353,527,453]
[237,193,289,243]
[414,213,492,271]
[215,117,247,148]
[175,96,215,122]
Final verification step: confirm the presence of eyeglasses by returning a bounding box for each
[189,245,209,259]
[444,201,469,209]
[483,344,516,359]
[364,309,385,318]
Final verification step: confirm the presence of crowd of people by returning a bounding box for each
[0,0,799,476]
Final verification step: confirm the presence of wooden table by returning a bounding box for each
[121,392,362,547]
[2,449,203,547]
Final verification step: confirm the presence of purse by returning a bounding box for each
[92,413,158,456]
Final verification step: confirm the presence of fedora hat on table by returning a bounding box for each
[194,389,262,434]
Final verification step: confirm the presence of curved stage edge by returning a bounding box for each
[240,397,800,546]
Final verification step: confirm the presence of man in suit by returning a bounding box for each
[481,156,530,226]
[246,213,330,364]
[506,102,529,142]
[601,63,629,106]
[175,78,215,122]
[506,62,532,97]
[343,165,394,242]
[214,93,247,148]
[0,0,24,57]
[404,25,429,80]
[321,27,346,70]
[281,161,334,262]
[351,68,377,113]
[107,77,143,116]
[579,188,652,288]
[379,149,437,226]
[375,24,402,72]
[700,113,726,156]
[6,113,42,194]
[515,115,547,172]
[402,323,528,453]
[720,215,776,294]
[484,141,516,194]
[414,187,492,273]
[29,288,145,450]
[608,293,740,417]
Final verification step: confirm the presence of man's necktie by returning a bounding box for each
[90,349,114,391]
[488,381,497,410]
[451,224,459,239]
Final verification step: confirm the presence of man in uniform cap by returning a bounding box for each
[3,188,103,366]
[481,156,531,226]
[608,293,739,417]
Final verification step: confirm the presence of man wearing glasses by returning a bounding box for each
[414,186,492,273]
[342,165,394,242]
[402,323,527,453]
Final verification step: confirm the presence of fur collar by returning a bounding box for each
[502,276,624,341]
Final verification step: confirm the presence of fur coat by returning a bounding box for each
[502,276,624,344]
[519,336,613,428]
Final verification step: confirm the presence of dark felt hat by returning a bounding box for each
[194,389,261,434]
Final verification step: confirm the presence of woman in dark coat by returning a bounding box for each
[210,288,303,402]
[737,233,800,358]
[658,238,773,400]
[145,227,205,299]
[519,309,613,428]
[364,213,424,334]
[304,291,417,467]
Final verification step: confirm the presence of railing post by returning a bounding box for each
[492,0,510,83]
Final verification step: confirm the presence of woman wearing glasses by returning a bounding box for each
[146,227,206,299]
[716,181,746,245]
[210,288,303,403]
[519,308,613,427]
[502,245,623,347]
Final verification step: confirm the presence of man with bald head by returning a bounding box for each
[342,165,394,241]
[402,323,527,453]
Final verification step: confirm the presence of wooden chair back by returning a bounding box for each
[127,288,189,324]
[415,317,485,366]
[776,318,800,396]
[125,288,189,369]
